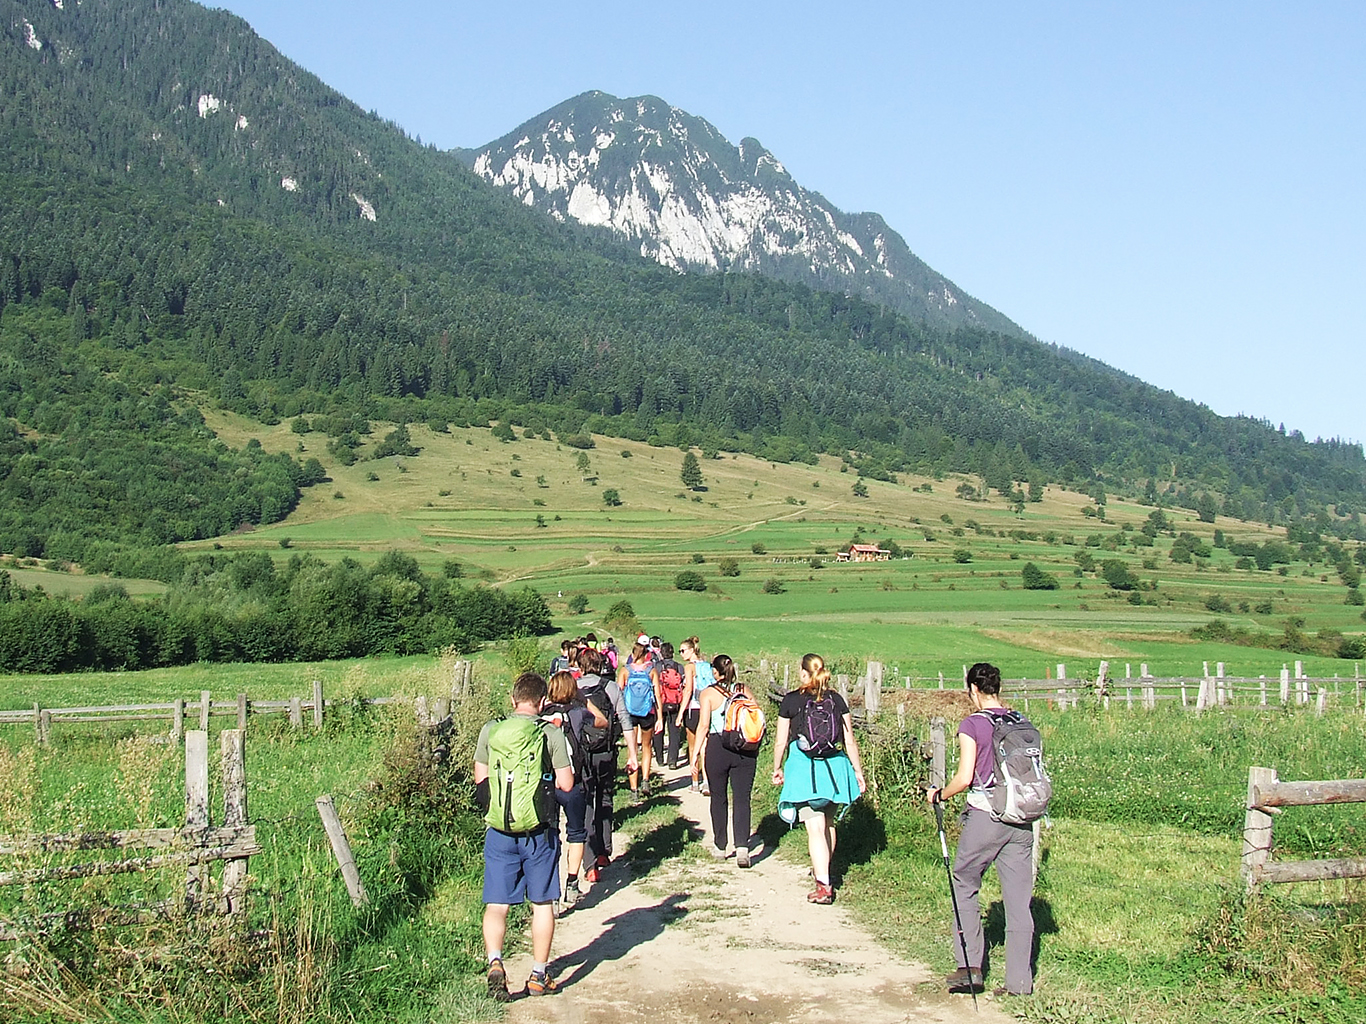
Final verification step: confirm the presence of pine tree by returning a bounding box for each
[681,451,703,490]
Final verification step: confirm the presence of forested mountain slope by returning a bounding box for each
[0,0,1362,566]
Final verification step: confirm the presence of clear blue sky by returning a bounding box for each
[215,0,1365,444]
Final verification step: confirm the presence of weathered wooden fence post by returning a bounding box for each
[1259,676,1267,707]
[864,667,880,720]
[837,675,849,704]
[316,795,368,907]
[236,693,248,731]
[1280,666,1290,705]
[221,729,248,915]
[1098,660,1110,711]
[1242,766,1276,888]
[172,699,185,741]
[199,690,212,731]
[1316,688,1327,717]
[185,730,209,909]
[434,697,450,722]
[1217,663,1227,706]
[415,696,430,727]
[289,696,303,730]
[312,680,325,729]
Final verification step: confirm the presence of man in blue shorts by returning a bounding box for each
[475,672,575,999]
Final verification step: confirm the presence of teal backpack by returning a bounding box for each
[485,717,553,833]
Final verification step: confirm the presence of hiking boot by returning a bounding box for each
[992,986,1029,998]
[561,878,581,909]
[735,846,751,868]
[945,967,984,993]
[640,780,652,799]
[486,959,511,1002]
[806,881,834,904]
[526,970,559,996]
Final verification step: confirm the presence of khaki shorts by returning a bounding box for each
[795,801,836,823]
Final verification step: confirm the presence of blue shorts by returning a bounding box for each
[483,826,561,905]
[555,784,588,844]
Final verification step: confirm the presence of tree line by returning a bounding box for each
[0,552,551,674]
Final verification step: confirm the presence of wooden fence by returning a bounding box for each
[757,658,1364,719]
[1242,766,1366,888]
[0,730,259,938]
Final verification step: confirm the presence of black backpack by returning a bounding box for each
[578,685,617,755]
[541,701,588,781]
[794,692,843,758]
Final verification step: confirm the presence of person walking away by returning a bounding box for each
[541,670,609,909]
[925,662,1036,997]
[694,654,762,866]
[678,636,716,792]
[575,648,638,882]
[771,652,865,904]
[618,642,663,799]
[655,642,688,768]
[475,672,575,999]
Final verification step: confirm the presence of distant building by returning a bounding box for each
[838,543,892,563]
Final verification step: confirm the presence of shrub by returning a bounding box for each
[762,578,786,594]
[602,488,621,506]
[1101,559,1138,590]
[718,557,740,577]
[674,571,707,592]
[1205,593,1233,613]
[691,553,705,563]
[567,594,589,615]
[952,549,972,563]
[1021,562,1059,590]
[751,542,766,555]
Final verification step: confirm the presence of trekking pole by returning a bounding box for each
[934,792,978,1012]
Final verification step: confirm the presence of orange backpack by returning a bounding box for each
[720,688,766,753]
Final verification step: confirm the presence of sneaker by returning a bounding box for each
[700,782,710,796]
[707,843,729,859]
[690,780,700,792]
[526,971,559,996]
[735,846,751,868]
[561,878,581,909]
[640,781,652,799]
[584,864,599,883]
[595,854,610,869]
[806,881,834,904]
[486,959,511,1002]
[944,967,984,993]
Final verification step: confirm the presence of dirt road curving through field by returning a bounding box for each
[499,765,1007,1024]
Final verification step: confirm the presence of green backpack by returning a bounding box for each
[485,717,553,833]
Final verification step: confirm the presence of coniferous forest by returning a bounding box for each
[1,0,1364,588]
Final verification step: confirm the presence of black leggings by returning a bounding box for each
[705,741,757,852]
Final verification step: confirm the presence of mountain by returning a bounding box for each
[457,91,1026,337]
[0,0,1362,569]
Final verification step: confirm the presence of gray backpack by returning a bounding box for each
[979,710,1052,825]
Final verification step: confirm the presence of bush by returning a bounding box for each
[691,553,705,563]
[1101,559,1138,590]
[674,571,707,592]
[567,593,589,615]
[1021,562,1059,590]
[1205,593,1234,614]
[762,578,786,594]
[751,542,766,555]
[602,488,621,507]
[952,549,972,563]
[1347,588,1364,606]
[718,557,740,577]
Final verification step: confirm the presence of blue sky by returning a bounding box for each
[215,1,1364,444]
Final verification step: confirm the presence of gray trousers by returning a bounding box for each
[951,808,1035,994]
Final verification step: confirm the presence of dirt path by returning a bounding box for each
[499,765,1006,1024]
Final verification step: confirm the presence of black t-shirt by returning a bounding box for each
[779,689,850,719]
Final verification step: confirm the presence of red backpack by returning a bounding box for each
[657,660,685,706]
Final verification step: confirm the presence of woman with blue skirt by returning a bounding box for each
[771,652,865,904]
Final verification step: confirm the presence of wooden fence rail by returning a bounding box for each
[1242,766,1366,888]
[0,730,258,937]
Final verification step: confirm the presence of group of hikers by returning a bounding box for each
[474,633,1043,1002]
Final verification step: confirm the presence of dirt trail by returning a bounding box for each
[500,765,1006,1024]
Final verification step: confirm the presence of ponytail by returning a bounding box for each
[800,653,831,697]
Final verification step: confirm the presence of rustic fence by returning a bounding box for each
[756,658,1363,719]
[0,658,487,746]
[0,729,259,938]
[1242,767,1366,888]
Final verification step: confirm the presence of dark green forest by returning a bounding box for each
[1,0,1364,573]
[0,553,551,673]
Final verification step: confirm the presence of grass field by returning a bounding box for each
[7,413,1357,691]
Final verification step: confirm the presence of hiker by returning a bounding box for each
[618,641,663,799]
[474,671,575,1000]
[576,647,639,881]
[694,653,762,866]
[771,652,865,904]
[678,636,716,792]
[925,662,1036,998]
[655,641,688,768]
[542,669,609,909]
